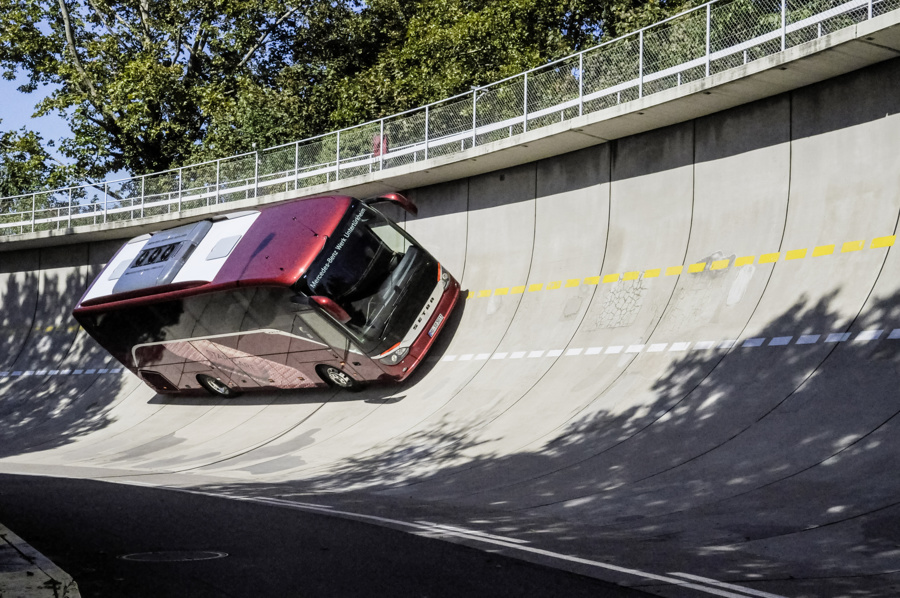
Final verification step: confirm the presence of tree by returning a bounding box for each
[1,0,701,189]
[0,123,75,198]
[0,0,357,179]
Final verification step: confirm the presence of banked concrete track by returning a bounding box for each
[2,53,900,597]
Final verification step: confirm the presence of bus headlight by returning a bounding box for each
[441,270,450,288]
[380,346,410,365]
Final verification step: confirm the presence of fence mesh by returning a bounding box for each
[581,36,641,114]
[642,8,708,95]
[526,57,581,132]
[383,109,428,169]
[0,0,895,235]
[258,145,297,196]
[427,96,476,158]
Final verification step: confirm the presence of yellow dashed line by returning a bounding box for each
[872,235,895,249]
[467,235,896,300]
[44,325,54,332]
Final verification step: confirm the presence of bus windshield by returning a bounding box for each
[298,201,437,355]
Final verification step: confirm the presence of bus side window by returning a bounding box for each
[298,311,349,355]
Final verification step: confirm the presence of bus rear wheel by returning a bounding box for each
[316,365,364,392]
[196,374,241,398]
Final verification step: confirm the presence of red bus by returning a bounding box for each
[73,194,460,397]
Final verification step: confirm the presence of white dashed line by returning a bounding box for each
[768,336,792,346]
[825,332,851,343]
[797,334,819,344]
[855,329,882,341]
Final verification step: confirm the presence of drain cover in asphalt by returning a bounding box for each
[118,551,228,562]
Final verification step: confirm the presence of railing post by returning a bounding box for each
[523,73,529,132]
[177,167,183,212]
[103,182,108,223]
[31,193,35,233]
[578,53,584,117]
[215,160,220,204]
[868,0,873,19]
[705,3,711,77]
[379,118,385,171]
[67,188,72,229]
[294,142,299,191]
[254,151,259,198]
[424,105,430,161]
[141,176,145,219]
[639,30,644,98]
[781,0,787,51]
[335,132,341,180]
[471,88,478,148]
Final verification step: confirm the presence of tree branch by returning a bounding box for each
[236,6,299,69]
[56,0,99,100]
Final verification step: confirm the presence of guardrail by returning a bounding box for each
[1,0,895,236]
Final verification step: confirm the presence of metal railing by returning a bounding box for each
[1,0,894,236]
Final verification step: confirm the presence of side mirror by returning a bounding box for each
[362,192,418,216]
[310,296,352,323]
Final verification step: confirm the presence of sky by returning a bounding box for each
[0,73,70,159]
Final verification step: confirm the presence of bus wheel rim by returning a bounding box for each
[207,377,229,394]
[327,368,352,387]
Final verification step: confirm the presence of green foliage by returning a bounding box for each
[0,123,77,199]
[0,0,701,189]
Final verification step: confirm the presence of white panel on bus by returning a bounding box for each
[172,212,260,284]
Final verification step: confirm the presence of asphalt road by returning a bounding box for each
[0,474,651,597]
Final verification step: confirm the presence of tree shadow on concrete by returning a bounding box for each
[0,245,128,458]
[192,284,900,594]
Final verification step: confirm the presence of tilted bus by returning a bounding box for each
[72,193,460,397]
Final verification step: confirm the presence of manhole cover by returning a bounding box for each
[118,551,228,562]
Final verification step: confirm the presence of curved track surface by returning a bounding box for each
[3,59,900,597]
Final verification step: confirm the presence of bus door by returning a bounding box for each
[289,310,367,384]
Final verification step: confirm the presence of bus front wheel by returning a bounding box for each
[316,365,364,392]
[196,374,241,398]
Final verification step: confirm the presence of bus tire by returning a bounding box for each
[196,374,241,398]
[316,365,364,392]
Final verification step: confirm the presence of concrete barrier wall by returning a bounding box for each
[2,57,900,596]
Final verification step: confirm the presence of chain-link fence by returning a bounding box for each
[0,0,890,237]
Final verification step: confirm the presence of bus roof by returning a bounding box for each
[75,195,353,312]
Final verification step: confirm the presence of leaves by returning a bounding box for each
[0,0,695,191]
